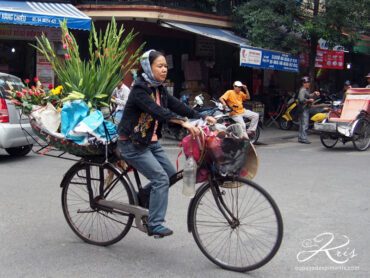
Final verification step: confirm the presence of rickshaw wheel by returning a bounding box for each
[352,119,370,151]
[320,133,339,148]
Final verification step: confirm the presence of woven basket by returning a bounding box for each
[30,119,114,157]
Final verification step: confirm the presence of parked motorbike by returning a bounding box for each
[278,95,331,130]
[193,94,262,144]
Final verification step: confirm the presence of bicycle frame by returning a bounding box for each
[72,158,240,235]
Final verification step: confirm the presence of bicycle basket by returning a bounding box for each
[206,135,250,177]
[30,119,115,157]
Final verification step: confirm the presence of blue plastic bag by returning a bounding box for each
[61,100,117,145]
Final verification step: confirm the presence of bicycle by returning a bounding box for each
[60,132,283,272]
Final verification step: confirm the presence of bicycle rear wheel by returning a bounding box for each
[189,177,283,272]
[61,162,135,246]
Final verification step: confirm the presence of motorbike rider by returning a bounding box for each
[365,72,370,88]
[219,81,259,138]
[339,80,352,101]
[297,76,320,144]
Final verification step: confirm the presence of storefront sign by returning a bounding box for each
[240,47,299,72]
[196,36,215,57]
[315,47,344,69]
[0,25,60,41]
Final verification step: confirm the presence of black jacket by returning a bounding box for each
[118,77,200,145]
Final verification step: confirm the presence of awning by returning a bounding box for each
[0,1,91,31]
[161,21,249,47]
[161,21,299,72]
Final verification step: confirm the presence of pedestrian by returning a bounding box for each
[365,73,370,88]
[297,76,320,144]
[339,80,352,101]
[219,81,259,138]
[111,79,130,124]
[117,49,216,237]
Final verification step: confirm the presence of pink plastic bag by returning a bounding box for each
[180,126,212,183]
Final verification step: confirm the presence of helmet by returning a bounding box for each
[194,94,204,106]
[302,76,310,83]
[344,80,351,86]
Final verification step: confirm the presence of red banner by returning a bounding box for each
[299,47,345,69]
[315,47,344,69]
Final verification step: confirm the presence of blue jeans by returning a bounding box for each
[117,140,176,227]
[113,110,123,124]
[298,109,309,141]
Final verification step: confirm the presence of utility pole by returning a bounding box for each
[309,0,320,91]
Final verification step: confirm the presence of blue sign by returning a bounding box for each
[0,1,91,31]
[240,47,299,72]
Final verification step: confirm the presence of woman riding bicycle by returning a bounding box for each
[117,49,216,237]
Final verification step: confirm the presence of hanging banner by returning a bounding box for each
[315,47,344,69]
[240,47,299,72]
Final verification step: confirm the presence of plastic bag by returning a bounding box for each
[61,100,117,145]
[30,102,61,133]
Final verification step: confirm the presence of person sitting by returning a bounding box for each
[219,81,259,138]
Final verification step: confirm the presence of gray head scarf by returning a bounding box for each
[140,49,163,87]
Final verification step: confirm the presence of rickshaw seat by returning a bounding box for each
[328,89,370,123]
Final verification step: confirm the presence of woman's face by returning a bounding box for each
[151,55,168,82]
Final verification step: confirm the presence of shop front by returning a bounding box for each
[0,1,91,85]
[239,46,300,117]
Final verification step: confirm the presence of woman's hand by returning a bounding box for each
[182,121,201,138]
[205,116,217,125]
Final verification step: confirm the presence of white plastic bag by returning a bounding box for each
[31,103,61,133]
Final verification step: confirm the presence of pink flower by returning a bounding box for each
[33,77,39,83]
[64,53,71,60]
[48,84,54,90]
[16,91,24,98]
[65,33,72,43]
[24,79,30,84]
[62,43,68,49]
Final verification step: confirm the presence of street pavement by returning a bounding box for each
[0,125,369,278]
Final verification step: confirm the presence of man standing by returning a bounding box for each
[111,79,130,124]
[297,77,320,144]
[219,81,259,137]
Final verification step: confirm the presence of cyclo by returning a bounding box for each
[314,88,370,151]
[30,120,283,273]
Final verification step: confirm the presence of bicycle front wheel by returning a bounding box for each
[189,177,283,272]
[61,162,135,246]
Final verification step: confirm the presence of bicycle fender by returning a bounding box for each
[187,182,208,233]
[60,161,84,188]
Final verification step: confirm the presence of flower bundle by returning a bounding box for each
[33,18,143,110]
[7,77,66,114]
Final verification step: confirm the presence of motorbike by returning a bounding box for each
[193,94,262,144]
[278,94,337,130]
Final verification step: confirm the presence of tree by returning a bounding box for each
[233,0,370,89]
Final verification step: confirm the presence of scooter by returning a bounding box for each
[279,96,329,130]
